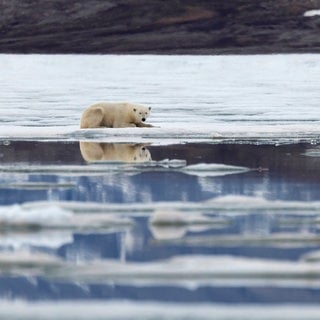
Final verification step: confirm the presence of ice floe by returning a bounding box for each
[1,249,320,285]
[0,301,319,320]
[0,124,319,145]
[1,54,320,147]
[31,254,320,284]
[0,205,72,228]
[0,231,72,250]
[164,232,320,248]
[150,209,227,226]
[0,204,133,230]
[22,195,320,216]
[0,161,249,177]
[0,251,62,271]
[304,9,320,17]
[149,209,229,239]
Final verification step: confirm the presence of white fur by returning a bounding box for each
[80,142,152,163]
[80,102,153,128]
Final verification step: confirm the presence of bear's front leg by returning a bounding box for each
[136,122,154,128]
[113,122,137,128]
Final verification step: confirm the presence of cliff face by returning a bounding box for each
[1,0,320,54]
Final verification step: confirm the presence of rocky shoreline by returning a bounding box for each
[1,0,320,54]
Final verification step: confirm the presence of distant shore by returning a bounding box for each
[1,0,320,54]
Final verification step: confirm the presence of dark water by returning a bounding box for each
[1,141,320,203]
[0,140,320,308]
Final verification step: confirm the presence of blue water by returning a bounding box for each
[1,54,320,318]
[0,141,320,307]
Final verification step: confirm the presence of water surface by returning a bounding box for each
[0,54,320,318]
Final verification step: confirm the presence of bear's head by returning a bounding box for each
[133,105,151,123]
[132,145,152,162]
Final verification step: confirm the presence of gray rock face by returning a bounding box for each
[1,0,320,54]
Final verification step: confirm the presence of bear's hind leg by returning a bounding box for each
[80,142,104,161]
[80,107,104,128]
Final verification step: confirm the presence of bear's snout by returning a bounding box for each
[142,118,146,122]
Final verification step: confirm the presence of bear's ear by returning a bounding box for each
[133,108,137,112]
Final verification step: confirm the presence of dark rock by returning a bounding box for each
[0,0,320,54]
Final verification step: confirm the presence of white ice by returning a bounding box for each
[0,301,319,320]
[0,204,132,229]
[0,161,249,177]
[0,54,320,144]
[23,195,320,215]
[304,10,320,17]
[0,204,72,226]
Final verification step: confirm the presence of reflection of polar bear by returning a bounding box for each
[80,102,153,128]
[80,142,152,163]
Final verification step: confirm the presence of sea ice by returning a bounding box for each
[304,10,320,17]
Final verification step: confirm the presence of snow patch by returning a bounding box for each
[304,10,320,17]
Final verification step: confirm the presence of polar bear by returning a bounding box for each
[80,142,152,163]
[80,102,154,128]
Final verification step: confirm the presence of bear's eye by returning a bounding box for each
[139,112,142,115]
[133,108,136,112]
[149,107,151,110]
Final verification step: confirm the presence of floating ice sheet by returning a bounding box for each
[0,124,319,145]
[0,301,319,320]
[0,161,249,177]
[1,54,320,145]
[0,204,132,230]
[304,9,320,17]
[1,250,320,284]
[55,254,320,281]
[163,232,320,248]
[22,195,320,215]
